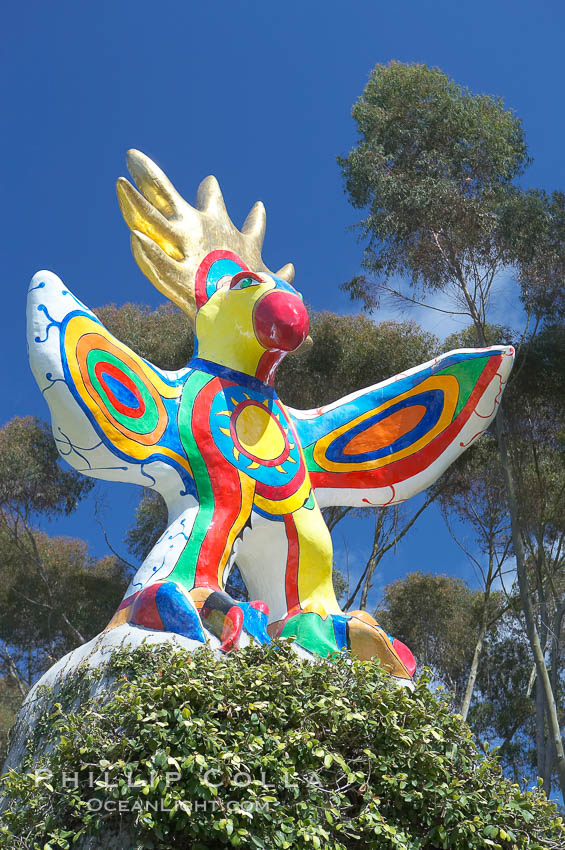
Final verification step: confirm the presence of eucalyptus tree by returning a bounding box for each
[506,326,565,791]
[437,438,513,721]
[339,61,565,795]
[375,572,488,703]
[0,417,129,756]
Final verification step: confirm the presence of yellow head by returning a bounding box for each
[195,261,309,385]
[116,151,311,384]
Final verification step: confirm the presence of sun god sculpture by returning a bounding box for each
[27,151,515,684]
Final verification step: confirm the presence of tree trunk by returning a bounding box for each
[544,601,565,790]
[456,272,565,799]
[536,672,547,784]
[495,412,565,799]
[536,585,549,788]
[359,558,377,611]
[460,597,489,721]
[1,648,29,699]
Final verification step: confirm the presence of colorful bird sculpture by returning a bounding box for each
[27,151,514,683]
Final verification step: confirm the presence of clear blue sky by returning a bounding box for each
[2,0,563,608]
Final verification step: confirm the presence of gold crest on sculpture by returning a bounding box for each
[117,150,296,324]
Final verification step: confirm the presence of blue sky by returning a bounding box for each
[2,0,563,610]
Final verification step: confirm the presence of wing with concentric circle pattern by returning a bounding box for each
[27,270,195,499]
[288,345,514,508]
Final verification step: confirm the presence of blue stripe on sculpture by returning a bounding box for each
[155,582,206,642]
[272,276,301,297]
[58,310,197,497]
[252,504,285,522]
[239,602,271,645]
[189,358,278,397]
[332,615,349,651]
[325,389,444,464]
[101,371,141,409]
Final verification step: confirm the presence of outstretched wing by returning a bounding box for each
[27,270,195,503]
[287,346,514,508]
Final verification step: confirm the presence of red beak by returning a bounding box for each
[253,290,310,352]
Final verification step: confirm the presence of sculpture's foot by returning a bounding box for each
[128,581,206,643]
[273,607,349,657]
[272,607,416,681]
[193,589,271,652]
[346,609,416,678]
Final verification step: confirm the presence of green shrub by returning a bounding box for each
[1,642,563,849]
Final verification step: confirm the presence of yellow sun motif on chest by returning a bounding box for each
[210,387,304,486]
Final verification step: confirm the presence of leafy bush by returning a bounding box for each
[1,643,563,849]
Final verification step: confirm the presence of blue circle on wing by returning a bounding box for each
[101,371,141,410]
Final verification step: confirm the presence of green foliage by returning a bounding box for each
[95,303,194,371]
[0,680,21,765]
[338,60,565,323]
[470,614,538,783]
[339,62,528,302]
[278,313,437,409]
[376,573,489,701]
[1,643,562,849]
[513,324,565,411]
[499,190,565,319]
[0,416,128,745]
[0,417,93,516]
[1,532,127,645]
[0,528,129,693]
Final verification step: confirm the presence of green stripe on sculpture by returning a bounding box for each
[86,349,159,434]
[281,611,340,657]
[438,357,488,419]
[173,371,217,589]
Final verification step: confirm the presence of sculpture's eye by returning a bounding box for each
[230,271,264,290]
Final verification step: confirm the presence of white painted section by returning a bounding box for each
[27,271,193,508]
[123,500,199,596]
[235,510,290,622]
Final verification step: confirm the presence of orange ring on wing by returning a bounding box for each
[75,333,168,445]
